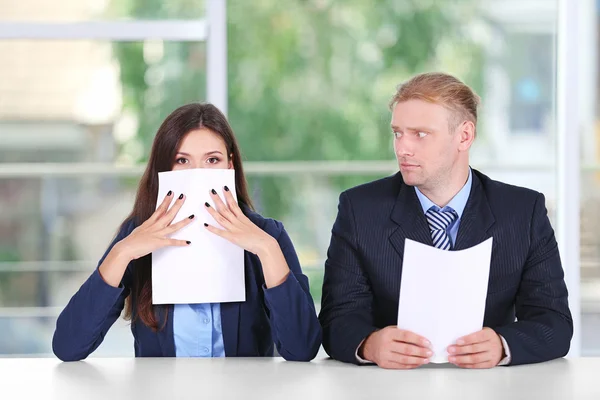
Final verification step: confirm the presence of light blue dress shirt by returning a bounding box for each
[414,169,473,247]
[173,303,225,357]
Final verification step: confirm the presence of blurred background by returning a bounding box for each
[0,0,598,357]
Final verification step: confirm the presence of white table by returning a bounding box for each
[2,357,599,399]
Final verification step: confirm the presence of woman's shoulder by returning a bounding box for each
[115,217,138,240]
[241,204,284,238]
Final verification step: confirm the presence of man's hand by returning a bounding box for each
[447,327,504,369]
[360,326,432,369]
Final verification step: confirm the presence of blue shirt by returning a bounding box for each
[173,303,225,357]
[414,169,473,247]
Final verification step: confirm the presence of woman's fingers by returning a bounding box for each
[205,202,235,230]
[147,188,245,239]
[205,192,237,229]
[203,222,230,240]
[146,191,174,225]
[208,189,236,223]
[163,238,192,247]
[157,193,187,227]
[163,213,195,235]
[221,186,243,217]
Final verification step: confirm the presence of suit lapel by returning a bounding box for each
[220,251,250,357]
[157,305,176,356]
[389,178,433,258]
[389,170,495,255]
[220,302,240,356]
[454,171,495,251]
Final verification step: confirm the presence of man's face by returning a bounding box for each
[391,99,463,191]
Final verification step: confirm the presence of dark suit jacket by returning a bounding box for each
[319,169,573,366]
[53,209,321,362]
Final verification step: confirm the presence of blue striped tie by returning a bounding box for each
[425,207,458,250]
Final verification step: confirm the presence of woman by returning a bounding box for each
[52,103,322,361]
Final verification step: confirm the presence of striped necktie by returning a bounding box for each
[425,207,458,250]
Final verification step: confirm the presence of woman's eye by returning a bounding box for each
[207,157,220,164]
[175,157,188,164]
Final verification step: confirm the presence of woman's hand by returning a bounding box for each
[100,191,195,287]
[204,186,290,288]
[114,191,195,262]
[203,186,276,256]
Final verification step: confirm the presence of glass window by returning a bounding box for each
[0,38,206,355]
[0,0,206,21]
[5,0,595,359]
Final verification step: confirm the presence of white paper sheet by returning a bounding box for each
[151,168,245,305]
[397,238,493,363]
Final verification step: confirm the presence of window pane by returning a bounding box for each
[0,0,206,22]
[3,0,585,359]
[0,173,139,356]
[0,40,206,164]
[580,169,600,355]
[580,0,600,357]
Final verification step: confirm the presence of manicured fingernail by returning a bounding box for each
[189,214,195,219]
[211,189,217,195]
[203,223,208,227]
[224,186,229,192]
[448,347,455,354]
[449,357,456,362]
[423,339,431,347]
[186,241,191,245]
[423,359,430,364]
[167,190,172,196]
[426,350,433,356]
[178,193,184,200]
[457,340,465,345]
[205,202,210,207]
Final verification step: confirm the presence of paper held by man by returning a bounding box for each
[151,168,245,305]
[397,238,493,363]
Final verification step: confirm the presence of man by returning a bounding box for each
[319,72,573,369]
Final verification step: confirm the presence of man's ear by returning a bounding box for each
[457,120,476,152]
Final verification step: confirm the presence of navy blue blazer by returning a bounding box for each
[319,169,573,366]
[53,209,321,362]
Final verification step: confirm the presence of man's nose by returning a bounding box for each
[395,136,414,157]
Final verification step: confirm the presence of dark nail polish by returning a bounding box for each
[189,214,195,219]
[204,223,208,227]
[167,190,172,196]
[186,241,191,245]
[224,186,229,192]
[211,189,217,195]
[205,202,210,207]
[178,193,184,200]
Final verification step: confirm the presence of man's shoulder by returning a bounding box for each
[473,169,544,212]
[341,173,403,204]
[474,169,541,199]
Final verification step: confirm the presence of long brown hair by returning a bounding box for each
[121,103,254,330]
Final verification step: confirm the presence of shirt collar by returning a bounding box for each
[414,168,472,218]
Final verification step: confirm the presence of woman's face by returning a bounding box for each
[172,128,233,171]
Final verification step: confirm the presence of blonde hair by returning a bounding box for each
[390,72,481,136]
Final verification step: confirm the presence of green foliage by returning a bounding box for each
[109,0,484,218]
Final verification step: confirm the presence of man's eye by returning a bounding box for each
[417,131,428,138]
